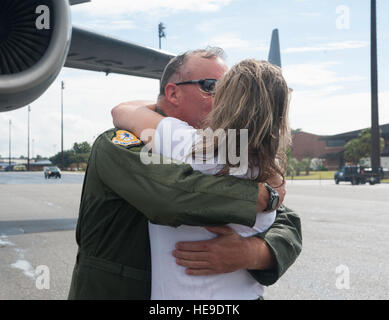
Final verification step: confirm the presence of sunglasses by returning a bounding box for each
[175,79,217,95]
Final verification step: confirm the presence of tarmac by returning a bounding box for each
[0,172,388,300]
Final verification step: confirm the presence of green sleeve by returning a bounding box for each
[94,130,258,227]
[248,205,302,286]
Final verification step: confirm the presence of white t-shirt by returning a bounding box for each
[149,117,276,300]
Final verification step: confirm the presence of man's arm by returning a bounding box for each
[248,205,302,285]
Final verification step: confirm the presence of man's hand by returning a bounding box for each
[173,226,275,275]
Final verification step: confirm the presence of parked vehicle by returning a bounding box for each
[4,164,26,171]
[13,165,27,171]
[44,166,61,179]
[334,165,384,185]
[362,167,384,185]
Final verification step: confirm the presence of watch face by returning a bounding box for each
[270,186,279,211]
[265,183,279,211]
[271,196,280,211]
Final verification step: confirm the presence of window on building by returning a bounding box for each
[327,139,346,147]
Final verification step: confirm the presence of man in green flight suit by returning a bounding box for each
[68,47,302,300]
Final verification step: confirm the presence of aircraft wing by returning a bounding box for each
[65,27,175,79]
[69,0,91,5]
[66,26,280,79]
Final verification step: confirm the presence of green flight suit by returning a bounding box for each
[68,128,302,300]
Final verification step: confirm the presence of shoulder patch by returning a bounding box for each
[112,130,142,148]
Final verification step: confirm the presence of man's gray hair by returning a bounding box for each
[159,47,226,97]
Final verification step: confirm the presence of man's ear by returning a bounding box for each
[164,83,180,107]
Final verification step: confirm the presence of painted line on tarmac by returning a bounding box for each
[0,234,15,247]
[0,219,77,236]
[1,234,36,280]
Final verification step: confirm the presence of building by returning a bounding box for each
[320,123,389,170]
[0,158,52,171]
[291,123,389,170]
[29,160,53,171]
[291,131,328,161]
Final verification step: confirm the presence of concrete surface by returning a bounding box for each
[0,173,388,300]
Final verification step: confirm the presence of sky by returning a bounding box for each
[0,0,388,158]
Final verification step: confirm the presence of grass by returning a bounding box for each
[286,171,336,180]
[286,171,389,183]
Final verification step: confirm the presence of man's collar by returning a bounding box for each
[156,106,166,117]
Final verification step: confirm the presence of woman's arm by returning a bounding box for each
[111,101,163,144]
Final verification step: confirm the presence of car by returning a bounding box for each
[334,166,365,185]
[4,164,26,171]
[44,166,61,179]
[361,167,384,185]
[334,165,384,185]
[14,164,27,171]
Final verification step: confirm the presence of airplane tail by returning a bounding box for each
[268,29,282,68]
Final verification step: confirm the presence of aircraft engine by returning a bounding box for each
[0,0,72,112]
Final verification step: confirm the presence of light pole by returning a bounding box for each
[27,105,31,171]
[370,0,381,177]
[32,139,35,160]
[61,81,65,170]
[8,119,12,167]
[158,22,166,50]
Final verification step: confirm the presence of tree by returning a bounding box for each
[287,157,299,177]
[50,150,75,168]
[311,158,326,171]
[286,148,299,177]
[49,141,91,169]
[71,142,91,169]
[299,157,312,176]
[344,129,384,165]
[73,141,91,154]
[291,128,302,135]
[70,153,89,169]
[344,139,363,164]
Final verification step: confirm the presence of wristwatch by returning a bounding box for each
[264,183,280,211]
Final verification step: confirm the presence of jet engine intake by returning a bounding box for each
[0,0,72,112]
